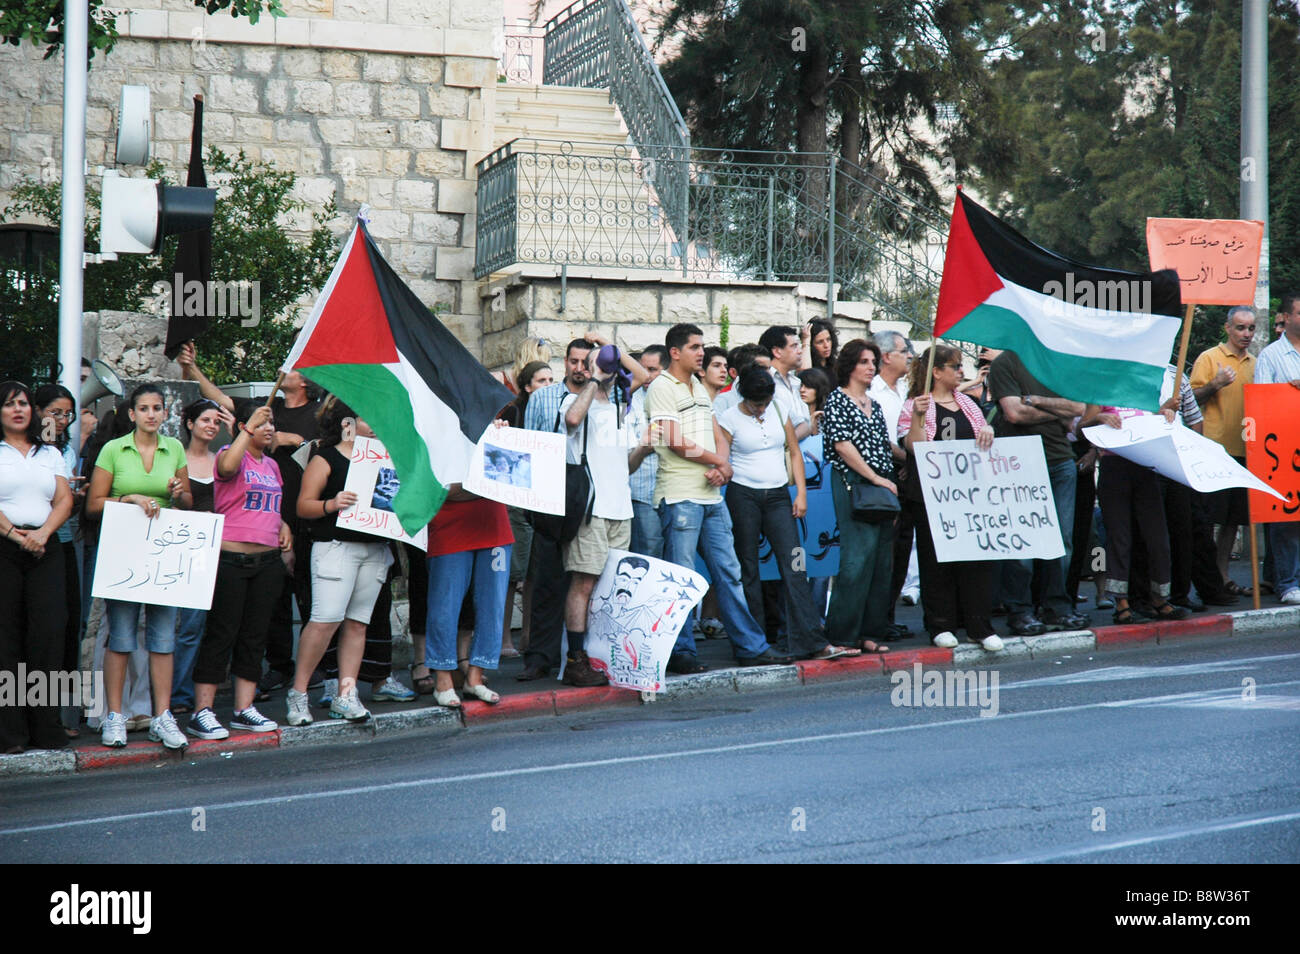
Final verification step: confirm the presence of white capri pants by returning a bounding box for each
[309,540,394,624]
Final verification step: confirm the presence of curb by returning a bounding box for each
[4,607,1297,778]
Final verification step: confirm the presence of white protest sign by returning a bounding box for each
[91,502,225,610]
[584,549,707,692]
[1082,415,1287,500]
[463,423,566,515]
[914,436,1064,562]
[337,436,428,550]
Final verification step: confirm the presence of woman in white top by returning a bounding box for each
[716,367,858,660]
[0,381,73,753]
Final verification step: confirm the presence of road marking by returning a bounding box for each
[987,809,1300,863]
[4,680,1300,838]
[1001,652,1300,690]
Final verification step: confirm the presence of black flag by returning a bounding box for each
[164,94,212,359]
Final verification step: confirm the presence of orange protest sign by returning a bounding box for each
[1146,217,1264,306]
[1244,383,1300,524]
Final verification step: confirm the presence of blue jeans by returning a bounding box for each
[658,500,771,660]
[170,607,206,708]
[105,600,177,654]
[426,546,510,671]
[630,500,664,560]
[1268,523,1300,594]
[1001,456,1077,617]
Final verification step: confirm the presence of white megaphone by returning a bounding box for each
[81,359,125,406]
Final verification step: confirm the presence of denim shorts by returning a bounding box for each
[105,599,178,654]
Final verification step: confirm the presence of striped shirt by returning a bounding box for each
[628,388,658,505]
[523,381,572,433]
[1255,335,1300,386]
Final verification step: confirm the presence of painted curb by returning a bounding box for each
[953,636,1032,666]
[0,748,76,778]
[1232,606,1300,636]
[460,690,555,723]
[373,706,462,735]
[1026,631,1095,658]
[1094,623,1160,647]
[733,666,802,693]
[797,654,886,683]
[74,731,281,770]
[881,647,953,672]
[657,670,739,699]
[278,719,374,748]
[1156,613,1232,642]
[553,686,642,713]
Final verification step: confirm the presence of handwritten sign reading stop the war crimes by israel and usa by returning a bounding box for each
[913,436,1064,562]
[91,502,225,610]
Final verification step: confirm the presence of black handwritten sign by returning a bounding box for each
[91,502,225,610]
[914,437,1065,562]
[1245,384,1300,524]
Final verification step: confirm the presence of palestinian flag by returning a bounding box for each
[282,218,511,535]
[935,191,1183,410]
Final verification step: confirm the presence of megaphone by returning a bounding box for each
[99,169,216,256]
[81,359,125,406]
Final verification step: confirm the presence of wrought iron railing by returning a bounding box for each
[543,0,690,243]
[474,139,949,336]
[500,22,546,85]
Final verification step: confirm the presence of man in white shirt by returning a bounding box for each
[757,326,813,440]
[560,349,656,685]
[871,330,917,636]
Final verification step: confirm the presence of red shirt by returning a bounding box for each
[427,497,513,557]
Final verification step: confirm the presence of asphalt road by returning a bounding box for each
[2,632,1298,864]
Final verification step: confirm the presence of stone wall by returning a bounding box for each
[479,272,879,371]
[0,0,502,356]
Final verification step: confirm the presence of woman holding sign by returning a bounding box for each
[1079,402,1190,624]
[288,400,392,726]
[86,383,193,750]
[186,402,292,740]
[898,346,1003,652]
[0,381,73,753]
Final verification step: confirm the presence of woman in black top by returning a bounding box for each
[821,339,896,652]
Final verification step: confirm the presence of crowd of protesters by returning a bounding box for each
[3,298,1299,755]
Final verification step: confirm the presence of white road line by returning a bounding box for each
[1001,652,1300,690]
[988,810,1300,863]
[4,681,1300,838]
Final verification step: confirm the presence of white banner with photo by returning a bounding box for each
[337,436,428,550]
[914,436,1065,562]
[463,423,567,515]
[584,549,708,692]
[1083,415,1286,500]
[91,502,225,610]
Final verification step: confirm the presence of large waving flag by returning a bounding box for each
[935,191,1183,410]
[282,216,511,535]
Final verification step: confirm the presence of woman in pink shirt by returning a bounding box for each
[186,402,293,740]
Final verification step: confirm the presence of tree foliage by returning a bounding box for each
[1,148,341,384]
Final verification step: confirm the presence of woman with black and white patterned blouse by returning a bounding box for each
[821,339,897,652]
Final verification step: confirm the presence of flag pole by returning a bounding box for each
[1173,302,1196,393]
[1249,524,1261,610]
[264,370,286,408]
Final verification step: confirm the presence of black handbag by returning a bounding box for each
[532,408,594,544]
[847,474,900,523]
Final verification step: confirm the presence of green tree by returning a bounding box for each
[1,1,282,60]
[1,148,341,383]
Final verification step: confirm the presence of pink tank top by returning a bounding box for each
[213,446,284,547]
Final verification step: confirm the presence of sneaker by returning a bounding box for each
[900,587,920,606]
[979,634,1005,652]
[187,707,229,741]
[330,688,371,722]
[231,705,278,733]
[317,677,338,708]
[101,711,127,748]
[562,650,609,687]
[932,631,958,649]
[148,711,188,751]
[255,668,291,702]
[1281,588,1300,605]
[371,675,417,702]
[1007,612,1046,637]
[698,617,726,639]
[286,688,313,726]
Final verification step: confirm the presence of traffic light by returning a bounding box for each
[97,85,215,260]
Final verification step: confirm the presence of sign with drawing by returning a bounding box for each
[584,550,708,692]
[338,436,428,550]
[463,423,566,515]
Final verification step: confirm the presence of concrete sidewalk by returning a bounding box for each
[4,602,1296,779]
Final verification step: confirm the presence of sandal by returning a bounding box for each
[1112,607,1152,625]
[806,645,861,660]
[858,640,890,654]
[1153,602,1190,621]
[411,666,436,695]
[433,688,461,709]
[462,683,500,705]
[1224,581,1253,597]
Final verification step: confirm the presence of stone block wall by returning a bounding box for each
[0,0,502,357]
